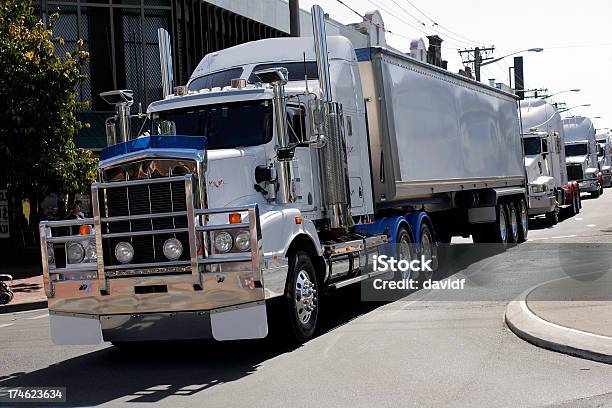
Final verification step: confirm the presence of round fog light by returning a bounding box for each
[66,242,85,264]
[214,231,233,253]
[115,241,134,264]
[163,238,183,260]
[235,231,251,251]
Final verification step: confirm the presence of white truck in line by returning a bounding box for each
[521,98,580,224]
[563,116,604,198]
[39,5,526,345]
[596,132,612,188]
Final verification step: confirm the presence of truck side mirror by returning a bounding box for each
[308,99,326,147]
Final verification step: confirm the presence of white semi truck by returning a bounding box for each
[563,116,604,198]
[596,132,612,188]
[521,99,580,224]
[39,5,526,345]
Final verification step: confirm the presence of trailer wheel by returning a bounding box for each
[396,226,416,281]
[284,251,319,342]
[545,206,559,225]
[516,199,528,243]
[491,203,509,246]
[591,184,601,198]
[576,189,581,212]
[506,204,518,244]
[418,222,436,281]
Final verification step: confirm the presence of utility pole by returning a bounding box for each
[458,46,495,82]
[289,0,301,37]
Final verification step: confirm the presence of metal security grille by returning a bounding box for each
[567,165,583,181]
[98,179,190,266]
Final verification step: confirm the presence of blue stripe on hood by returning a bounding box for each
[101,136,207,160]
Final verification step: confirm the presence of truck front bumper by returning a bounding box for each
[528,194,556,216]
[49,301,268,344]
[578,179,598,192]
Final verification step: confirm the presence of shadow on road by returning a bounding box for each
[0,287,390,406]
[0,244,550,406]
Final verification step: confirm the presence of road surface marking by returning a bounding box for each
[575,218,584,221]
[27,313,49,320]
[586,224,596,228]
[528,237,549,241]
[552,235,578,239]
[0,323,14,328]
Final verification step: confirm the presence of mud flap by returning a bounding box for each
[50,313,103,345]
[210,301,268,341]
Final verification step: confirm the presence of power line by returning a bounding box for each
[399,0,487,45]
[386,0,478,48]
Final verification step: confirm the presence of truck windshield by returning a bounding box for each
[565,143,588,157]
[522,137,541,155]
[151,100,273,149]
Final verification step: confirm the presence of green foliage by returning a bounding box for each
[0,0,97,203]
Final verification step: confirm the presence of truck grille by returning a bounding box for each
[567,165,583,181]
[98,179,191,267]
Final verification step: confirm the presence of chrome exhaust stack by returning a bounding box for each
[311,5,351,231]
[254,67,294,205]
[158,28,174,99]
[100,89,134,145]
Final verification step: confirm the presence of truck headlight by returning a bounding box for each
[163,238,183,260]
[66,242,85,264]
[529,184,546,194]
[214,232,233,253]
[84,241,97,262]
[586,172,597,179]
[235,231,251,252]
[115,241,134,264]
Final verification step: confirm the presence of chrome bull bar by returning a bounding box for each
[40,174,263,298]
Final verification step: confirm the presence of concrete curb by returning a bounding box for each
[505,284,612,365]
[0,300,48,314]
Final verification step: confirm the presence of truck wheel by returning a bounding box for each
[516,199,528,243]
[418,222,436,281]
[284,251,319,342]
[568,191,578,216]
[506,204,518,244]
[545,206,559,225]
[591,185,601,198]
[396,226,415,281]
[491,203,509,246]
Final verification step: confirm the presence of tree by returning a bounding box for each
[0,0,97,232]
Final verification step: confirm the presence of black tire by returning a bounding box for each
[284,251,319,342]
[490,203,509,246]
[576,189,582,211]
[591,185,601,198]
[0,290,12,305]
[396,226,416,281]
[516,199,528,243]
[566,191,577,216]
[418,222,436,281]
[506,203,519,244]
[545,206,559,225]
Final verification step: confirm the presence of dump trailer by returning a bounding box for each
[596,132,612,187]
[564,116,603,198]
[520,98,580,224]
[39,5,526,346]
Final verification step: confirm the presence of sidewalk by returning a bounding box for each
[506,271,612,364]
[0,275,47,313]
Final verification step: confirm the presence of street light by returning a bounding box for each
[482,48,544,67]
[543,89,580,99]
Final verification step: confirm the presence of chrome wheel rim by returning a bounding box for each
[520,202,528,237]
[421,229,435,278]
[295,270,316,325]
[510,207,518,240]
[399,233,413,279]
[499,209,508,242]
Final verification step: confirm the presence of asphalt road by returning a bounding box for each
[1,192,612,407]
